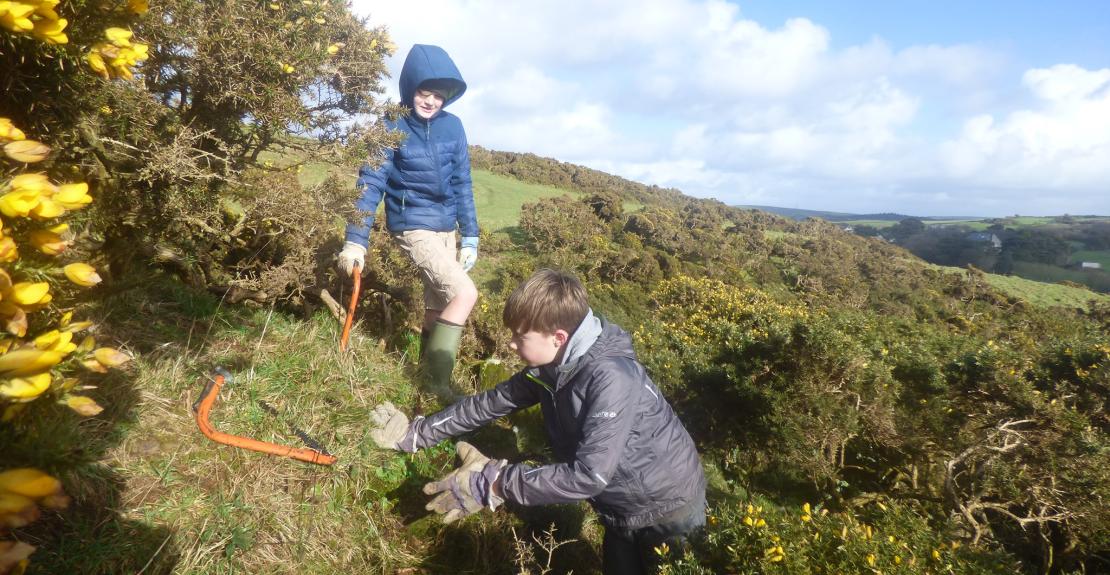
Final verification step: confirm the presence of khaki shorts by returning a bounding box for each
[392,229,470,312]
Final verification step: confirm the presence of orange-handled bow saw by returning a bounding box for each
[339,262,361,351]
[194,367,337,466]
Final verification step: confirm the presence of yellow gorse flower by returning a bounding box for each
[31,14,66,43]
[0,1,36,33]
[87,28,149,79]
[6,172,54,195]
[53,182,92,209]
[0,348,63,377]
[127,0,148,15]
[104,26,132,46]
[0,0,68,43]
[34,330,76,354]
[29,228,68,255]
[8,282,50,306]
[2,140,50,164]
[0,468,61,498]
[30,196,65,219]
[0,236,18,262]
[0,118,27,142]
[93,347,130,368]
[63,262,101,287]
[0,372,52,401]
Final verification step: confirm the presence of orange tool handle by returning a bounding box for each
[339,262,361,351]
[195,369,337,466]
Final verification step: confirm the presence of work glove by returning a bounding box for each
[368,401,418,452]
[423,441,507,524]
[459,236,479,272]
[337,241,367,277]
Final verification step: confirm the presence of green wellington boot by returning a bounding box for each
[421,320,463,403]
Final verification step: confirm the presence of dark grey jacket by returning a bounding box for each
[403,312,706,528]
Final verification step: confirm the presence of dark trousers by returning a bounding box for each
[601,493,706,575]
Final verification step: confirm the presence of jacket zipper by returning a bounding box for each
[427,118,446,201]
[526,372,564,440]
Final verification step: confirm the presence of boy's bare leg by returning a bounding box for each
[430,276,478,327]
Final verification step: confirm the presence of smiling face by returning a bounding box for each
[413,89,445,119]
[508,329,568,367]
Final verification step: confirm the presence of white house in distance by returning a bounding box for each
[1080,262,1102,270]
[966,232,1003,249]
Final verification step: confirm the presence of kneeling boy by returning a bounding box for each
[369,269,706,574]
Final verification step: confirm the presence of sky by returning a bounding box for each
[350,0,1110,217]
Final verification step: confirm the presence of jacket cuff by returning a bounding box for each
[397,416,424,453]
[460,236,479,249]
[344,226,371,246]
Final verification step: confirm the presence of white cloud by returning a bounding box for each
[940,64,1110,193]
[351,0,1102,216]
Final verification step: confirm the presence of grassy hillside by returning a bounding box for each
[6,149,1109,575]
[925,262,1110,308]
[473,170,577,232]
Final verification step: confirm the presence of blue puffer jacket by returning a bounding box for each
[344,44,478,247]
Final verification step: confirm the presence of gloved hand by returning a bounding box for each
[337,241,367,277]
[368,401,414,451]
[459,236,479,272]
[423,441,506,523]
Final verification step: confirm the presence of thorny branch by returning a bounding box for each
[944,419,1076,545]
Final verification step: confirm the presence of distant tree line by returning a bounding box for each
[853,218,1110,292]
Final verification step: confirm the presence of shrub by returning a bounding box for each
[665,495,1019,574]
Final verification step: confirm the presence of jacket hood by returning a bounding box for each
[552,312,636,384]
[399,44,467,113]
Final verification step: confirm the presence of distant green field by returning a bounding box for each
[841,219,896,228]
[842,219,987,229]
[927,219,989,230]
[987,270,1109,307]
[473,169,578,232]
[1071,250,1110,268]
[927,263,1110,308]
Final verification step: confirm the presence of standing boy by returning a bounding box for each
[369,269,707,574]
[338,44,478,402]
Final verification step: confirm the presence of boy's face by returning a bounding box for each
[509,329,568,367]
[413,89,445,119]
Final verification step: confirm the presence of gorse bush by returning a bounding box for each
[449,174,1110,572]
[1,108,128,575]
[3,0,400,305]
[663,495,1019,574]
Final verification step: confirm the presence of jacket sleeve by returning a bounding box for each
[451,128,478,238]
[400,371,540,452]
[498,361,639,506]
[344,149,394,247]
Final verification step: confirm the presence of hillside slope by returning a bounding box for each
[8,148,1109,574]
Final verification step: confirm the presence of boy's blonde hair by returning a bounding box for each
[503,269,588,335]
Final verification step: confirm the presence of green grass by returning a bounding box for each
[1009,261,1110,294]
[987,271,1109,307]
[842,219,989,230]
[840,219,895,228]
[10,275,598,574]
[1070,249,1110,268]
[764,230,803,241]
[472,169,578,232]
[927,263,1110,308]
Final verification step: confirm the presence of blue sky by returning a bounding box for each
[741,1,1110,68]
[352,1,1109,217]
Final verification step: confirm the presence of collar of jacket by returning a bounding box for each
[529,309,603,391]
[559,308,602,370]
[402,110,443,131]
